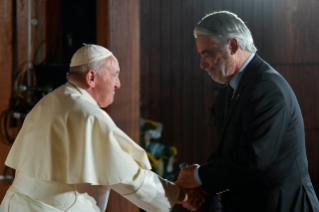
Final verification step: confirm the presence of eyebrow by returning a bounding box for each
[200,50,210,55]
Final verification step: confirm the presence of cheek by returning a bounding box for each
[208,56,219,66]
[216,55,224,63]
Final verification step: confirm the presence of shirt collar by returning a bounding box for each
[229,53,255,91]
[66,81,99,107]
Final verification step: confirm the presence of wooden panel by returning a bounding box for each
[107,0,140,212]
[140,0,151,119]
[170,0,183,172]
[109,0,140,141]
[97,0,109,49]
[223,0,233,11]
[96,0,110,115]
[242,0,253,27]
[203,0,214,14]
[44,0,62,63]
[0,0,13,200]
[263,0,319,64]
[274,65,319,129]
[201,0,219,163]
[0,0,60,201]
[181,0,194,164]
[149,0,161,121]
[191,1,204,164]
[233,0,244,18]
[251,0,265,57]
[160,0,173,145]
[200,2,219,164]
[37,0,48,63]
[140,2,219,211]
[16,0,28,69]
[212,0,223,11]
[140,0,319,211]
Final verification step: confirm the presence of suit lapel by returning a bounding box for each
[216,55,264,154]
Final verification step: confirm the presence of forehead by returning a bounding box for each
[111,57,120,71]
[196,35,220,53]
[104,56,120,72]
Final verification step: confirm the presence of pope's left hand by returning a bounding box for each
[175,164,201,188]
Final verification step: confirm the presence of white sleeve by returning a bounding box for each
[109,167,180,212]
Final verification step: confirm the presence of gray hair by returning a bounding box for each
[194,11,257,53]
[67,57,114,80]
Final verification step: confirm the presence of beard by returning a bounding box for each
[211,50,232,84]
[220,51,232,76]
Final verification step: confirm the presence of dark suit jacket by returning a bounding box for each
[199,55,319,212]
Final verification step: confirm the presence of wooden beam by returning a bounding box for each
[0,0,14,200]
[97,0,140,211]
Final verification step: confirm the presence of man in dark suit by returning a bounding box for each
[176,11,319,212]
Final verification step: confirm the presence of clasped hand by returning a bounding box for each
[176,164,207,211]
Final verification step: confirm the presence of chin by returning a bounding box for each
[104,101,114,108]
[98,102,110,108]
[211,76,226,84]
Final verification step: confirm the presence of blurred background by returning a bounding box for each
[0,0,319,211]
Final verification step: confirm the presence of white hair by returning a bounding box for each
[194,11,257,53]
[67,56,114,80]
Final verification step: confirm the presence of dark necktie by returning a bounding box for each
[224,83,234,118]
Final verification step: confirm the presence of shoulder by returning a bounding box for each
[70,97,114,127]
[247,57,291,94]
[240,57,294,106]
[38,85,115,128]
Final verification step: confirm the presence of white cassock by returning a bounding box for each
[0,82,180,212]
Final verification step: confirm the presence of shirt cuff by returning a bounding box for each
[194,166,203,185]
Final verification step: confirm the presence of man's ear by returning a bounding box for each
[85,70,97,88]
[229,38,239,55]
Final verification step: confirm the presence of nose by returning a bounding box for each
[115,78,121,89]
[200,57,208,70]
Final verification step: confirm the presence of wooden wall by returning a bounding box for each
[0,1,140,212]
[100,0,140,212]
[140,0,217,172]
[262,0,319,194]
[0,0,14,199]
[0,0,59,202]
[0,1,140,211]
[140,0,319,211]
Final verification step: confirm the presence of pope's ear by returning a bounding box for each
[85,70,96,88]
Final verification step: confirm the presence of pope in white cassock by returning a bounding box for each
[0,45,204,212]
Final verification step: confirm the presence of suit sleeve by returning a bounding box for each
[110,167,180,212]
[199,80,289,194]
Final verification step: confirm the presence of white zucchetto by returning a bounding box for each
[70,44,113,67]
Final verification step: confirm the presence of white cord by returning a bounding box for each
[64,184,78,212]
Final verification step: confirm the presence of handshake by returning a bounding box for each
[175,163,207,211]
